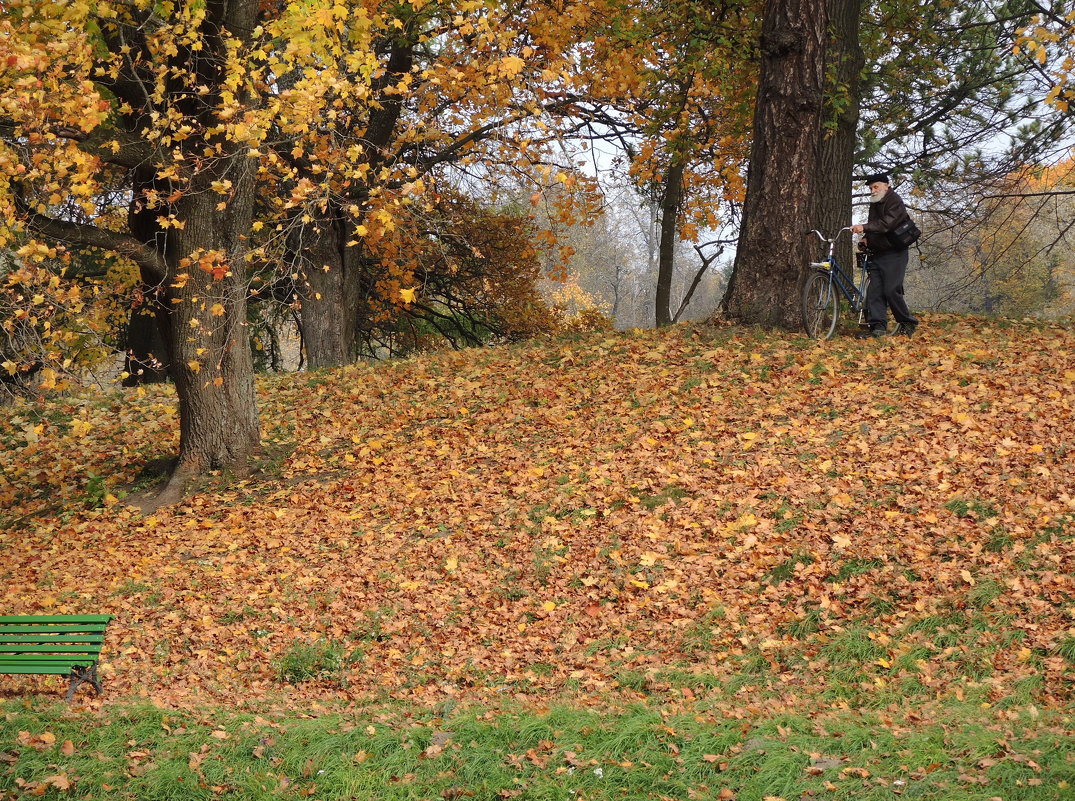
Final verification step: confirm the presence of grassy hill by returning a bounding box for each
[1,316,1073,799]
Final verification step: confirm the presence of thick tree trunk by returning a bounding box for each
[291,208,362,369]
[816,0,865,271]
[163,173,260,483]
[142,0,260,503]
[719,0,828,328]
[655,161,686,328]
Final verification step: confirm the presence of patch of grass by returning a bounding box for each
[986,527,1015,552]
[652,669,722,690]
[680,607,726,654]
[113,579,152,597]
[820,627,886,667]
[584,635,630,656]
[773,501,804,533]
[944,497,999,520]
[494,569,528,601]
[967,578,1004,608]
[218,605,260,624]
[999,673,1046,707]
[0,698,1043,801]
[781,606,823,639]
[636,484,690,511]
[614,669,649,691]
[765,551,815,584]
[827,557,885,583]
[867,593,896,616]
[1055,635,1075,664]
[273,638,350,684]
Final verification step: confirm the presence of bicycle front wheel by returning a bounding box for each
[802,270,840,339]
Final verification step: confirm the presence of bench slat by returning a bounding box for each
[0,624,109,634]
[0,664,94,675]
[0,615,112,624]
[1,654,98,663]
[0,635,106,645]
[0,645,103,654]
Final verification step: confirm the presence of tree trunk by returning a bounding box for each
[655,160,686,327]
[719,0,828,328]
[144,0,260,503]
[291,208,362,369]
[122,297,170,386]
[157,164,260,493]
[816,0,865,271]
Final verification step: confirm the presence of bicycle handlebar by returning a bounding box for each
[807,227,854,244]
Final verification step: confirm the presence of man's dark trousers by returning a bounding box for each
[866,248,918,331]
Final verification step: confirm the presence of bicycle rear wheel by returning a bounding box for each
[802,270,840,339]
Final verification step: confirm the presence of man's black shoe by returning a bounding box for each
[895,322,918,338]
[857,327,887,339]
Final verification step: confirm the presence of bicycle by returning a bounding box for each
[801,227,871,340]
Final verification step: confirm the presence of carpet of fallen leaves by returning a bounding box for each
[1,316,1073,712]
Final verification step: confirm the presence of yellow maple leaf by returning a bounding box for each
[639,551,662,567]
[499,55,525,77]
[400,286,417,304]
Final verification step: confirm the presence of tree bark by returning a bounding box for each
[291,208,363,369]
[816,0,865,271]
[142,0,261,500]
[719,0,829,328]
[162,170,260,484]
[122,299,170,386]
[655,160,686,327]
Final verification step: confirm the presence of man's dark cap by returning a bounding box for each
[864,172,890,185]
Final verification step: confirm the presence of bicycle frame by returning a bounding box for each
[808,229,866,307]
[802,228,872,338]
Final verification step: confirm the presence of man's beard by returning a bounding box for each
[870,188,888,203]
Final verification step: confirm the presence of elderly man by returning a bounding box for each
[850,173,919,338]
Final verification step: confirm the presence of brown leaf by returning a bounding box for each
[45,774,72,791]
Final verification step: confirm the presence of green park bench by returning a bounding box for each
[0,615,113,701]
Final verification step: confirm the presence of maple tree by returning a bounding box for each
[1017,6,1075,112]
[356,192,559,354]
[0,0,274,500]
[0,0,610,497]
[251,0,610,368]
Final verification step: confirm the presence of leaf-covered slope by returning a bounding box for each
[1,317,1073,709]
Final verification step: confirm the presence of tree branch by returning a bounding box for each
[19,205,168,284]
[673,243,724,323]
[54,124,156,169]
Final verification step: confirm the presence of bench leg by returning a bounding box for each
[65,665,102,702]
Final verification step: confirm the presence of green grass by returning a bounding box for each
[1,699,1072,800]
[272,638,350,685]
